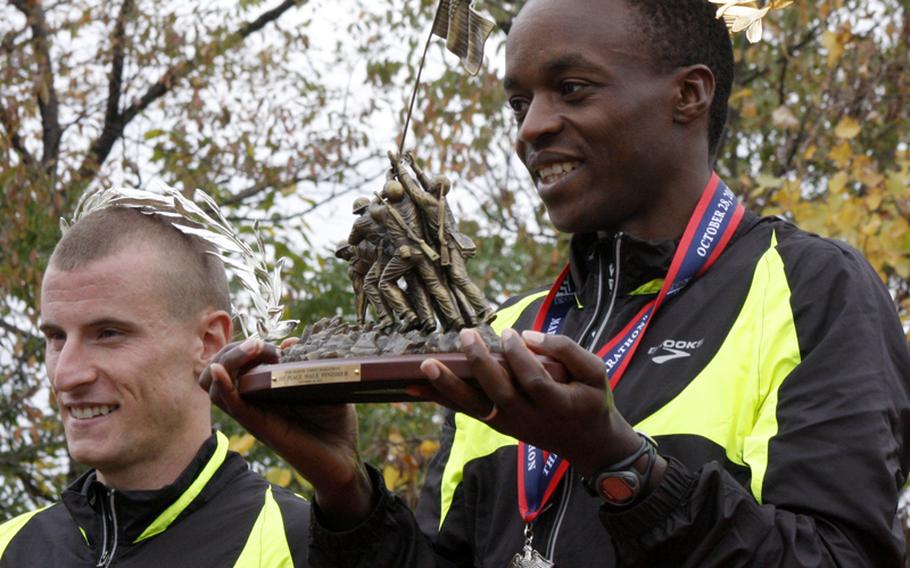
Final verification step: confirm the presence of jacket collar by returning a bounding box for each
[566,210,760,308]
[567,232,676,308]
[61,431,234,548]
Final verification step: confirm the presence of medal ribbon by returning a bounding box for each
[517,173,744,524]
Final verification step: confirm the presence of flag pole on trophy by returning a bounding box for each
[397,0,497,156]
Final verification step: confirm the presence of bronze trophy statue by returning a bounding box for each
[236,151,568,404]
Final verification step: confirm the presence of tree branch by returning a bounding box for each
[16,469,56,504]
[0,317,38,341]
[74,0,306,190]
[12,0,62,175]
[0,21,27,55]
[738,25,821,88]
[95,0,134,169]
[0,98,35,165]
[220,153,377,207]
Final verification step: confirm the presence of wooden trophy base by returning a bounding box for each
[238,353,568,404]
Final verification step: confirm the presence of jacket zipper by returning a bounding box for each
[543,466,573,560]
[581,234,623,351]
[96,490,118,567]
[575,247,607,348]
[544,234,623,559]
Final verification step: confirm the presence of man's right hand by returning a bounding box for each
[198,337,375,529]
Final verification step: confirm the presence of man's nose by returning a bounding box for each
[517,95,563,145]
[49,340,97,392]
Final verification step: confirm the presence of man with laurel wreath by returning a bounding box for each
[0,203,312,567]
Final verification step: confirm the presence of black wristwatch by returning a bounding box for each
[582,431,658,507]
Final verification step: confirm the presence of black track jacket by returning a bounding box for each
[0,432,311,567]
[311,212,910,567]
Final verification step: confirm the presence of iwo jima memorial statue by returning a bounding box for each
[244,149,525,403]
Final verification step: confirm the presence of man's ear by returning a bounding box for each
[672,64,715,125]
[194,309,233,376]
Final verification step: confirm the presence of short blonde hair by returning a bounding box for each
[50,207,231,318]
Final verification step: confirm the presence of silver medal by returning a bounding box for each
[507,525,555,568]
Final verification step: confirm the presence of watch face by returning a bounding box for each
[597,471,641,505]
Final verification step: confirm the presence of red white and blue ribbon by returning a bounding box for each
[517,173,744,524]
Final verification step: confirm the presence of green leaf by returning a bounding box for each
[143,129,167,140]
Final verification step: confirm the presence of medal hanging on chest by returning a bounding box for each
[512,441,566,567]
[511,173,744,565]
[508,525,555,568]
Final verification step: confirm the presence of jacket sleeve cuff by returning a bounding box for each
[599,455,698,540]
[310,463,392,549]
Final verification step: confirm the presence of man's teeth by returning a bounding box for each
[70,405,116,420]
[538,161,580,184]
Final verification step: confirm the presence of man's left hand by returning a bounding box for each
[409,328,643,477]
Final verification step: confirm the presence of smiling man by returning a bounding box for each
[204,0,910,566]
[0,207,311,567]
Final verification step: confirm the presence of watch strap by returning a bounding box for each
[582,431,658,507]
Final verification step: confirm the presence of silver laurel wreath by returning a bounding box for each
[60,180,299,340]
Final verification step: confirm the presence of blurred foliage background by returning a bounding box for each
[1,0,907,551]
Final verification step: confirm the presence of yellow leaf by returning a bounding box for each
[865,250,886,281]
[803,144,817,161]
[835,201,863,235]
[383,464,401,489]
[834,116,861,140]
[884,217,910,241]
[865,189,883,211]
[266,467,293,487]
[419,439,440,459]
[774,180,802,214]
[865,236,884,258]
[821,30,845,68]
[851,156,884,189]
[828,171,849,194]
[859,169,884,189]
[729,88,753,103]
[861,213,882,236]
[795,203,829,235]
[229,433,256,456]
[894,256,910,280]
[828,141,852,168]
[850,154,872,172]
[741,101,758,119]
